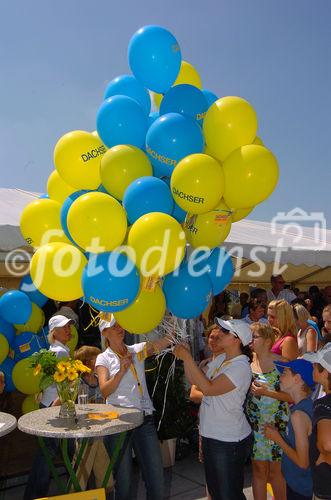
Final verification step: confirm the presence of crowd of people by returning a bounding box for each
[1,275,331,500]
[186,276,331,500]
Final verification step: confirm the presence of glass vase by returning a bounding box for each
[56,379,80,419]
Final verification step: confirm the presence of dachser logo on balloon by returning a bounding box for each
[81,145,107,163]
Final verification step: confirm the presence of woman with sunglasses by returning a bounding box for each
[96,316,171,500]
[247,323,291,500]
[174,318,253,500]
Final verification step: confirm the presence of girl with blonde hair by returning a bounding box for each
[247,323,290,500]
[292,303,318,354]
[267,300,298,360]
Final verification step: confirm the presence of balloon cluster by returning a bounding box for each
[0,283,78,405]
[15,25,278,339]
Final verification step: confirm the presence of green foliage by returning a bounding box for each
[146,353,196,440]
[30,349,67,391]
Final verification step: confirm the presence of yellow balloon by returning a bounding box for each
[100,145,153,200]
[67,192,127,251]
[153,60,202,108]
[12,357,42,394]
[171,154,225,215]
[114,285,166,334]
[0,334,9,364]
[20,198,71,248]
[223,145,279,210]
[231,206,254,222]
[54,130,107,189]
[14,303,45,333]
[30,242,87,301]
[67,324,78,356]
[128,213,186,277]
[253,136,264,146]
[47,170,76,204]
[22,394,39,414]
[184,200,232,249]
[203,96,258,162]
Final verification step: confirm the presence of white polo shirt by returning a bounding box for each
[267,289,297,303]
[199,354,252,442]
[41,341,70,407]
[95,343,154,413]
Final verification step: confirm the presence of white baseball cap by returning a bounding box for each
[99,315,116,333]
[303,342,331,373]
[215,318,252,347]
[48,315,73,330]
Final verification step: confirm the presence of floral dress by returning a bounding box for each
[246,369,289,461]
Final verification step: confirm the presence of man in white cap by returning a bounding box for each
[303,343,331,500]
[24,314,73,500]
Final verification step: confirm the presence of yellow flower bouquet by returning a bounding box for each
[30,350,91,418]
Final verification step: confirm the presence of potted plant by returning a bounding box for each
[30,349,91,418]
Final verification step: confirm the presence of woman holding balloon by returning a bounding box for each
[174,318,253,500]
[96,315,172,500]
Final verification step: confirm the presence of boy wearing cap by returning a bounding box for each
[303,343,331,500]
[264,359,315,500]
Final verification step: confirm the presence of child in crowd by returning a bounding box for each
[73,346,112,492]
[264,359,315,500]
[74,346,103,403]
[303,343,331,500]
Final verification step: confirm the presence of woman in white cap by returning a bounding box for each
[24,314,73,500]
[174,318,253,500]
[95,316,171,500]
[40,314,73,408]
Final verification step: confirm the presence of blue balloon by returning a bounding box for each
[96,95,148,149]
[145,113,204,178]
[148,111,159,127]
[128,25,181,94]
[39,193,49,199]
[123,177,174,224]
[194,247,234,295]
[163,264,212,319]
[104,74,151,115]
[0,291,32,324]
[82,252,140,312]
[60,190,89,241]
[202,89,218,108]
[19,273,48,308]
[172,201,187,224]
[14,331,41,360]
[38,326,50,349]
[0,357,15,392]
[160,84,208,125]
[0,316,15,345]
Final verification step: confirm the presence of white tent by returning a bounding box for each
[0,188,330,288]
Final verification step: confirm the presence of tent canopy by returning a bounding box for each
[0,188,330,287]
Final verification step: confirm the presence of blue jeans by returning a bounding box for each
[104,415,164,500]
[202,433,252,500]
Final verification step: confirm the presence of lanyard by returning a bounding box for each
[112,348,143,396]
[209,359,233,380]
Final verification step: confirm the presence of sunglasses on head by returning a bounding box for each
[219,326,239,340]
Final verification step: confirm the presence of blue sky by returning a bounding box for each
[1,0,330,227]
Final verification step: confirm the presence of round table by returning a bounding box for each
[18,404,143,493]
[0,411,17,437]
